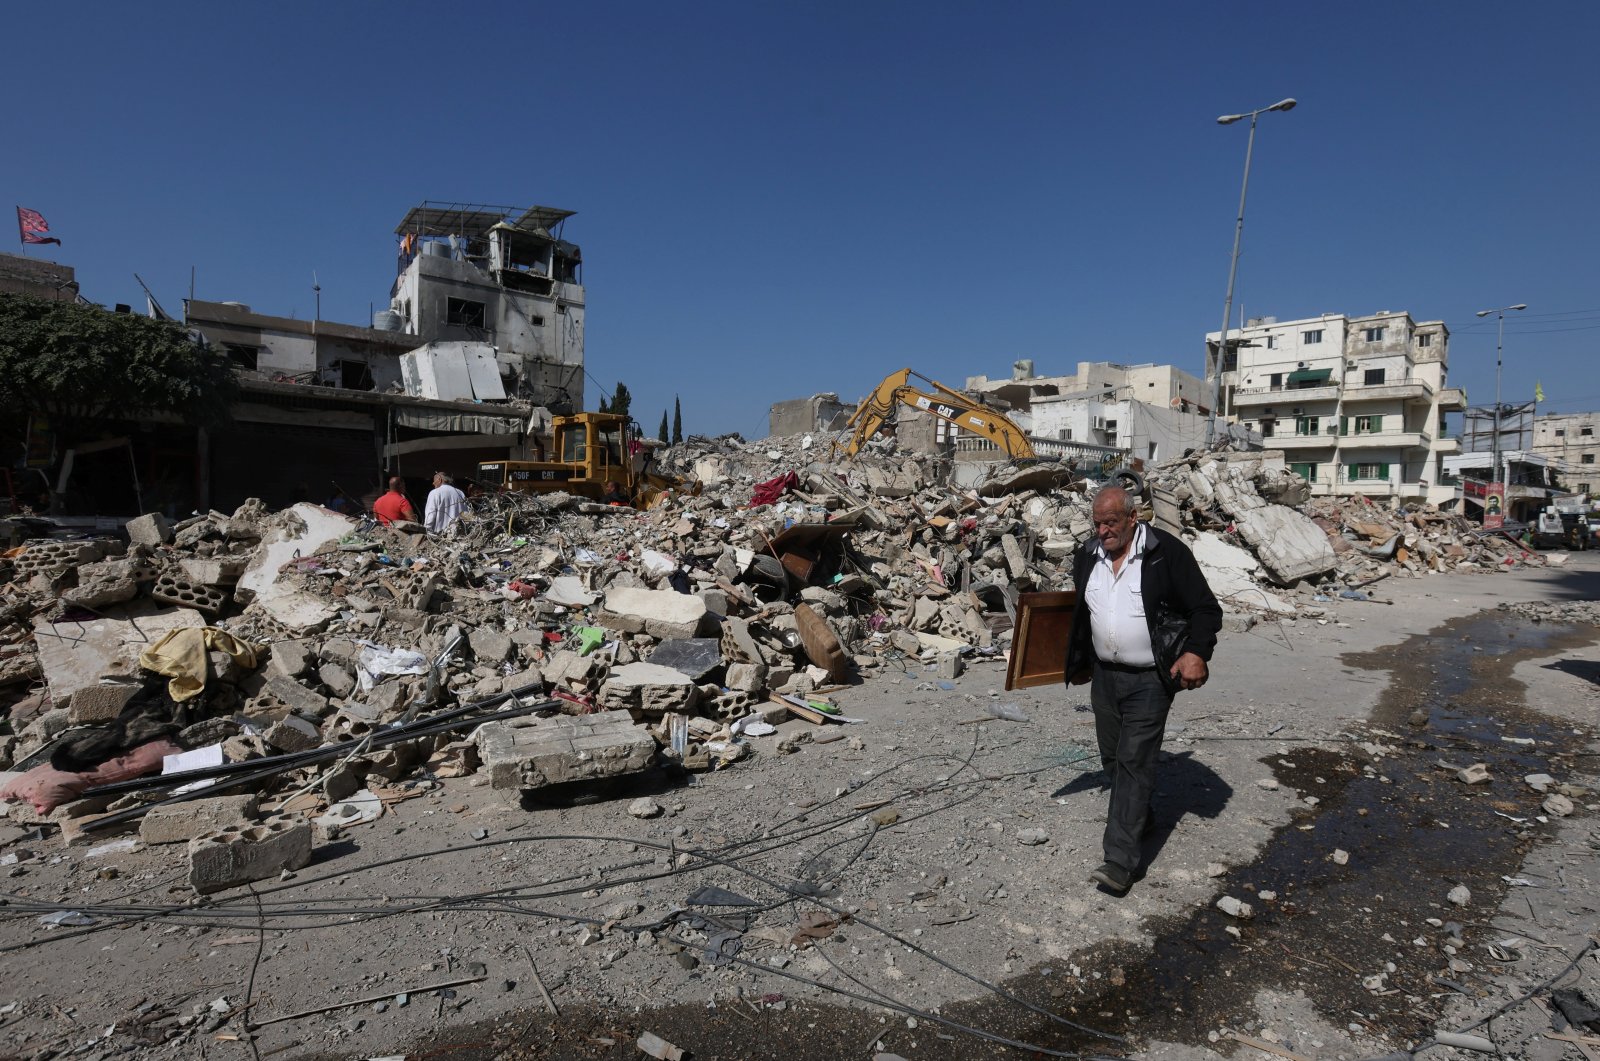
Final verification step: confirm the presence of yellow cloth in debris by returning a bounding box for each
[138,627,261,703]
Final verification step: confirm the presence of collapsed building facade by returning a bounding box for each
[7,202,584,521]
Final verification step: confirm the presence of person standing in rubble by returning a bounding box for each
[372,476,417,526]
[424,471,466,533]
[1064,485,1222,896]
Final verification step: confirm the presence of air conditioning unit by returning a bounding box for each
[1291,407,1303,416]
[1347,360,1359,369]
[1297,361,1308,369]
[1091,415,1108,430]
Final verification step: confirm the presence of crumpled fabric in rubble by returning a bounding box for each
[749,471,799,508]
[138,627,262,703]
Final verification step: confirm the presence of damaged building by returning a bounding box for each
[7,202,586,521]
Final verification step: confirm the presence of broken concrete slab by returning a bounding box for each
[599,587,710,640]
[477,710,656,791]
[1189,532,1295,615]
[468,627,515,665]
[234,502,355,613]
[1201,462,1337,585]
[32,606,206,704]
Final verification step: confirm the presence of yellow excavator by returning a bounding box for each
[835,368,1037,460]
[477,411,686,507]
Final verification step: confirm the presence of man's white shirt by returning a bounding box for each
[424,485,466,533]
[1084,522,1155,667]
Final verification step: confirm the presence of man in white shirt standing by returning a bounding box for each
[1064,486,1222,895]
[424,471,466,534]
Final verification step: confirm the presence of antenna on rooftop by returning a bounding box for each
[312,271,321,321]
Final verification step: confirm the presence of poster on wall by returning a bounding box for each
[1484,482,1505,529]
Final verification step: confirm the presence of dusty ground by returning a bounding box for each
[1,554,1598,1061]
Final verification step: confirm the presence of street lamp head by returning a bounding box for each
[1510,303,1527,311]
[1476,310,1492,317]
[1217,114,1245,125]
[1268,98,1298,112]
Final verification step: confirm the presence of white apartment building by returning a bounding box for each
[1206,311,1465,505]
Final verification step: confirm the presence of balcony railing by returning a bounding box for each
[1233,383,1340,405]
[1338,429,1431,448]
[953,435,1126,464]
[1341,379,1433,403]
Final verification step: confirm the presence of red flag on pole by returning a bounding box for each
[16,207,61,246]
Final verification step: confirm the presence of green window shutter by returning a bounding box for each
[1339,416,1348,436]
[1378,463,1389,480]
[1370,414,1382,433]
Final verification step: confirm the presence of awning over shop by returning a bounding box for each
[1287,368,1333,385]
[391,408,523,434]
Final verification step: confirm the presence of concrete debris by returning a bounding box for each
[0,435,1573,889]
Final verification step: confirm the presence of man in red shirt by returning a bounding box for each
[372,477,416,525]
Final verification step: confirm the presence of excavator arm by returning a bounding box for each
[837,368,1036,459]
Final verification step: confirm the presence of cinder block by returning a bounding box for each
[188,815,312,893]
[140,794,258,845]
[67,683,139,725]
[125,512,173,547]
[264,714,320,753]
[151,574,228,615]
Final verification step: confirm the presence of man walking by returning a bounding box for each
[424,472,466,534]
[1064,485,1222,895]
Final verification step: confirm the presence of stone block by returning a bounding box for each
[140,794,258,845]
[469,627,515,665]
[178,556,247,587]
[318,662,356,699]
[264,673,329,719]
[264,714,321,753]
[599,587,709,641]
[151,574,228,615]
[477,710,655,791]
[125,512,173,547]
[794,604,850,682]
[188,815,312,894]
[724,661,767,693]
[599,662,700,715]
[267,639,316,680]
[67,683,139,725]
[719,617,767,665]
[358,680,410,717]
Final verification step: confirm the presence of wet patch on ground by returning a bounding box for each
[333,613,1599,1061]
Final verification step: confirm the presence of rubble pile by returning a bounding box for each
[1504,599,1600,625]
[0,436,1553,887]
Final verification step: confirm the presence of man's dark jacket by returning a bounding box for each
[1063,523,1223,695]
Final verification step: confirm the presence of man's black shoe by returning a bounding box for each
[1090,862,1132,894]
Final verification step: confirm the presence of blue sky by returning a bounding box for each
[4,1,1597,439]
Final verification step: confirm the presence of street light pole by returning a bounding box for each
[1474,303,1527,518]
[1206,98,1297,449]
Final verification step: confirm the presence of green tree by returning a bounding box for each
[672,395,683,444]
[609,381,632,418]
[0,293,238,429]
[657,409,669,442]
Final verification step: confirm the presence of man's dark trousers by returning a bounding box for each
[1091,660,1173,872]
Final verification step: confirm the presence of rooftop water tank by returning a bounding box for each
[372,310,402,331]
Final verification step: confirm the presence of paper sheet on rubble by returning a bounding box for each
[356,641,430,692]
